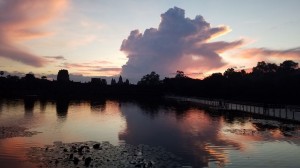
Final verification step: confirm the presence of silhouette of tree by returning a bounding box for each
[24,73,35,81]
[175,70,187,78]
[223,68,235,78]
[202,72,225,96]
[138,71,160,86]
[279,60,298,72]
[205,73,224,81]
[223,68,247,80]
[41,76,47,80]
[0,71,4,77]
[252,61,278,75]
[240,69,246,75]
[0,60,299,104]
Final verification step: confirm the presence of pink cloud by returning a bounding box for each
[0,0,68,67]
[94,68,122,72]
[201,40,244,54]
[62,62,101,69]
[120,7,244,81]
[239,47,300,60]
[60,61,121,76]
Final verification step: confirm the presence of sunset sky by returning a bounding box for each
[1,0,300,82]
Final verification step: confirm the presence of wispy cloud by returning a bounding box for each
[94,60,113,64]
[94,68,121,72]
[239,47,300,60]
[85,67,121,76]
[62,62,101,69]
[43,55,66,64]
[44,55,66,60]
[60,61,121,76]
[0,0,68,67]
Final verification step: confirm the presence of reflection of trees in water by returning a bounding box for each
[90,98,106,112]
[56,99,69,118]
[134,98,162,119]
[118,100,244,167]
[0,99,3,113]
[24,97,36,116]
[132,98,194,120]
[39,99,47,113]
[163,101,194,120]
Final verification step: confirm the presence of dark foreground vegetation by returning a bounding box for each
[0,60,300,104]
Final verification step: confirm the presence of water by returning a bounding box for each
[0,98,299,167]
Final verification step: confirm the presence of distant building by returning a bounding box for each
[125,79,130,85]
[91,78,107,85]
[91,78,102,84]
[57,69,69,82]
[118,76,123,85]
[111,78,116,85]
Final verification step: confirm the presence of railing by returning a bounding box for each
[166,96,300,122]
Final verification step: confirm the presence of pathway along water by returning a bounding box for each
[167,96,300,122]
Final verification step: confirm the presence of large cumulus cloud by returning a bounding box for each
[0,0,68,67]
[120,7,243,80]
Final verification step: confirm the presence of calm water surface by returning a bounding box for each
[0,98,299,167]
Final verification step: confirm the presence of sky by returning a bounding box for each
[0,0,300,82]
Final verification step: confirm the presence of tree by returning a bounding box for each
[24,73,35,81]
[205,73,223,81]
[7,75,19,81]
[240,69,246,75]
[279,60,298,72]
[0,71,4,77]
[175,70,186,78]
[252,61,278,74]
[41,76,47,80]
[137,71,160,86]
[223,68,235,78]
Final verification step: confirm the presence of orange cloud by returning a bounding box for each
[0,0,68,67]
[239,47,300,61]
[207,25,232,41]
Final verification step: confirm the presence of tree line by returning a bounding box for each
[0,60,299,104]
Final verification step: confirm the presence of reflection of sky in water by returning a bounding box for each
[118,100,300,167]
[0,99,299,167]
[1,99,126,143]
[119,103,240,167]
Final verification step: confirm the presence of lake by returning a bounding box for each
[0,98,299,167]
